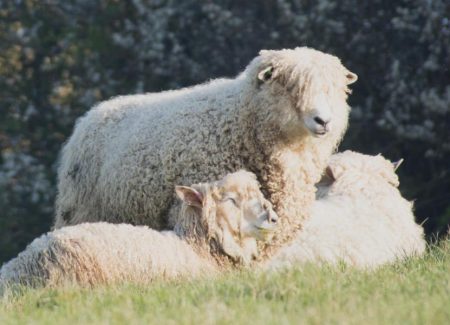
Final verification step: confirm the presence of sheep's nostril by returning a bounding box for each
[314,116,329,127]
[268,212,278,224]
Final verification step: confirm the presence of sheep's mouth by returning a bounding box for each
[255,224,277,232]
[253,227,275,241]
[304,122,330,138]
[313,129,328,137]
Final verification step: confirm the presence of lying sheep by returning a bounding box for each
[0,171,278,288]
[54,47,357,256]
[265,151,426,269]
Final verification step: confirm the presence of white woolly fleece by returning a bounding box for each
[0,223,212,288]
[265,151,426,269]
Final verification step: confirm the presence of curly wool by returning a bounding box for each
[0,223,212,288]
[54,47,356,256]
[265,151,426,269]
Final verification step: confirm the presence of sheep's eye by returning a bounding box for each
[263,69,272,80]
[258,66,274,82]
[226,197,238,206]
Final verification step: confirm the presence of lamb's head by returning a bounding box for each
[319,151,403,197]
[245,47,357,142]
[175,170,278,265]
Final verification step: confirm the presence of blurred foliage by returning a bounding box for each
[0,0,449,263]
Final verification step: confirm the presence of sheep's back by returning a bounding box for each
[0,223,213,288]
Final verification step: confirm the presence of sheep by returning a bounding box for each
[0,171,278,288]
[54,47,357,256]
[265,151,426,269]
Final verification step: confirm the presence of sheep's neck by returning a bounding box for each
[258,138,337,259]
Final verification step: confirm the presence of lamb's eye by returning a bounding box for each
[226,197,238,206]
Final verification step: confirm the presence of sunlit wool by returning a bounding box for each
[266,151,426,269]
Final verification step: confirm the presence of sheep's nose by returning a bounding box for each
[267,212,278,224]
[314,116,330,127]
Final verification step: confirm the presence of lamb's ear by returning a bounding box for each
[175,186,203,208]
[258,66,274,82]
[325,164,344,181]
[345,71,358,85]
[324,166,336,181]
[392,158,404,171]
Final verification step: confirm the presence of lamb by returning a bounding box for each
[54,47,357,255]
[265,151,426,269]
[0,171,278,288]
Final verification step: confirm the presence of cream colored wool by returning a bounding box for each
[0,223,209,288]
[265,151,426,269]
[54,47,357,256]
[0,171,278,288]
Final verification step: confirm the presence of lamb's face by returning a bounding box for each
[252,47,357,140]
[176,170,278,265]
[211,171,278,264]
[214,170,279,240]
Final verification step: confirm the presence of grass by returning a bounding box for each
[1,241,450,325]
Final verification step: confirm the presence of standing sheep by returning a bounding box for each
[0,171,278,288]
[265,151,426,269]
[54,47,357,254]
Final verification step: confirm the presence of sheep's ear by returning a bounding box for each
[324,166,336,181]
[325,164,345,181]
[175,186,203,208]
[258,66,274,82]
[392,158,404,171]
[346,71,358,85]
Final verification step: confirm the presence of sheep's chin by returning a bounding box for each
[252,223,277,241]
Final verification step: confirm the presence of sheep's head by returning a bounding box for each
[247,47,357,141]
[175,170,278,265]
[320,151,402,192]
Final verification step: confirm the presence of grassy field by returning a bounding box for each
[1,240,449,325]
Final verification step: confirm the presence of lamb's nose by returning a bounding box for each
[314,116,330,127]
[267,212,278,224]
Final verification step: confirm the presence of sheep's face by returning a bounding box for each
[176,170,278,265]
[212,171,278,264]
[214,170,279,238]
[252,47,357,140]
[322,151,402,190]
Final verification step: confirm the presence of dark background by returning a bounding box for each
[1,0,449,264]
